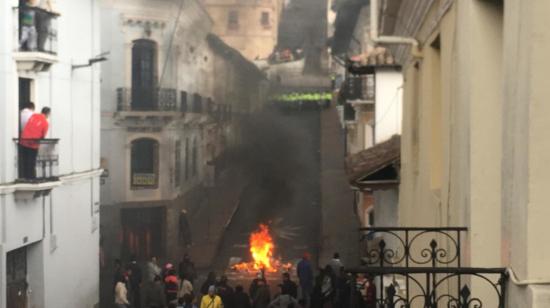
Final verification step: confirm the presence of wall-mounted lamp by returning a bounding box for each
[72,52,109,70]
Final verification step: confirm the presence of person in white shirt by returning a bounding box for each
[20,102,35,131]
[114,276,130,308]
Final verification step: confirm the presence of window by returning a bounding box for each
[228,11,239,30]
[131,138,159,188]
[131,39,157,110]
[192,93,202,113]
[261,12,270,27]
[192,138,198,177]
[175,140,181,187]
[368,210,375,226]
[185,138,189,181]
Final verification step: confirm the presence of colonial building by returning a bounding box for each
[98,0,267,305]
[0,0,101,307]
[201,0,284,61]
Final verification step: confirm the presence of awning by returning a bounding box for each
[346,135,400,189]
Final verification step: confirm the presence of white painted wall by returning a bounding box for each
[374,68,402,144]
[0,0,101,307]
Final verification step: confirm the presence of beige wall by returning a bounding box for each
[501,0,550,305]
[202,0,283,60]
[397,0,550,306]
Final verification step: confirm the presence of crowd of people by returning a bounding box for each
[267,47,304,64]
[112,252,378,308]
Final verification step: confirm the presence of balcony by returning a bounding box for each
[13,5,59,73]
[348,227,508,308]
[115,87,180,124]
[344,74,375,104]
[117,87,178,112]
[12,138,60,200]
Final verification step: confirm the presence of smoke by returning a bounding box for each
[229,108,319,212]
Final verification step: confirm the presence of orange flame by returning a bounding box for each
[232,224,291,273]
[250,224,275,271]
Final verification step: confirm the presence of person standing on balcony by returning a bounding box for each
[20,107,50,179]
[20,102,35,131]
[19,0,38,51]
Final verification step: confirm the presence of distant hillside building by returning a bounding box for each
[201,0,284,60]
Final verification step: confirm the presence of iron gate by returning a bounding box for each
[347,227,507,308]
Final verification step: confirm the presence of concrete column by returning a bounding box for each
[502,0,550,306]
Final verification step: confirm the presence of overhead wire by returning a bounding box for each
[159,0,185,88]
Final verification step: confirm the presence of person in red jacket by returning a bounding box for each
[20,107,50,179]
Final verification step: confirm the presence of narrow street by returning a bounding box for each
[212,108,322,274]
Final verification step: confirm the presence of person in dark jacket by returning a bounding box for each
[281,272,298,299]
[142,275,167,308]
[252,280,271,308]
[216,275,235,308]
[296,253,313,304]
[234,285,252,308]
[201,272,217,295]
[249,271,266,300]
[128,256,143,308]
[179,254,197,284]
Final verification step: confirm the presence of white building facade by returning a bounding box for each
[99,0,221,269]
[0,0,101,307]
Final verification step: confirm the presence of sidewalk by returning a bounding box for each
[319,106,359,267]
[186,166,248,269]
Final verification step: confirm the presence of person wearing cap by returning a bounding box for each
[296,253,313,305]
[164,268,179,304]
[200,286,223,308]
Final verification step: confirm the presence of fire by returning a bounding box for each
[250,224,275,271]
[232,224,291,273]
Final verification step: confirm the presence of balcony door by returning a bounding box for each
[6,247,27,308]
[131,39,157,110]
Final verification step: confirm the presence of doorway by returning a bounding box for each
[121,207,165,261]
[6,247,27,308]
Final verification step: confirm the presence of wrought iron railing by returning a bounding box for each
[347,227,508,308]
[359,227,467,267]
[14,138,59,182]
[345,74,375,101]
[15,6,59,54]
[117,87,178,111]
